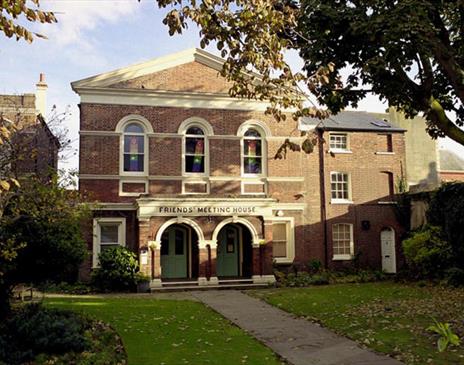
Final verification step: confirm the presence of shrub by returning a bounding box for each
[91,246,142,292]
[310,273,329,285]
[0,303,89,364]
[307,259,322,273]
[402,225,453,278]
[428,183,464,268]
[445,267,464,287]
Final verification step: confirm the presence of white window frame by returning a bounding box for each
[271,217,295,264]
[240,127,267,178]
[332,223,354,260]
[182,126,209,177]
[330,172,352,204]
[119,122,148,177]
[328,133,351,153]
[92,217,126,268]
[119,179,148,197]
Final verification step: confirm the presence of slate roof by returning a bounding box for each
[440,149,464,171]
[299,111,405,132]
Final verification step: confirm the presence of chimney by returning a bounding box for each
[35,73,48,118]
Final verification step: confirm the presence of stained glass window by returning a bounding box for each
[185,126,205,173]
[123,123,145,172]
[243,128,263,174]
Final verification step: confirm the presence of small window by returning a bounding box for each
[332,223,354,259]
[123,123,145,173]
[330,172,350,202]
[377,134,393,153]
[243,128,263,175]
[184,126,206,174]
[93,218,125,267]
[272,223,288,258]
[329,133,348,151]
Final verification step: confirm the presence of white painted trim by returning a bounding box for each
[267,176,304,182]
[182,180,210,195]
[178,117,214,136]
[331,199,354,205]
[119,179,148,197]
[241,181,267,195]
[154,217,205,243]
[92,217,126,268]
[332,223,355,260]
[76,87,277,112]
[80,130,120,136]
[212,217,260,246]
[91,203,136,211]
[80,174,120,180]
[252,275,276,284]
[180,119,211,178]
[237,120,272,137]
[119,119,149,177]
[270,217,295,264]
[72,48,254,89]
[329,150,353,154]
[115,114,153,133]
[375,152,396,155]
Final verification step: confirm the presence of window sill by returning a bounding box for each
[274,257,294,264]
[375,152,395,155]
[332,255,353,261]
[378,201,398,205]
[328,149,352,154]
[331,199,354,205]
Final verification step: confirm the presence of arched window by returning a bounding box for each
[242,128,264,175]
[184,126,207,174]
[122,122,146,174]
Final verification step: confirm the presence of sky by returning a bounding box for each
[0,0,463,172]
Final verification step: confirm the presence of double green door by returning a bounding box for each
[161,227,187,279]
[217,226,239,277]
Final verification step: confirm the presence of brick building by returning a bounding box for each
[0,74,59,179]
[72,49,406,288]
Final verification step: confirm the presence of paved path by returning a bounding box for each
[193,290,402,365]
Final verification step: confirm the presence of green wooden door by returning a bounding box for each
[160,227,187,279]
[217,226,239,277]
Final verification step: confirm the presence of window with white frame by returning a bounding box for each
[332,223,354,259]
[329,133,348,151]
[184,126,206,174]
[92,218,126,267]
[242,128,264,175]
[123,123,146,173]
[330,172,351,202]
[272,218,295,263]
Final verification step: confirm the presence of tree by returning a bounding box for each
[0,174,88,316]
[0,0,57,42]
[155,0,464,146]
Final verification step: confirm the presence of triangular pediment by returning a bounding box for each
[71,48,236,94]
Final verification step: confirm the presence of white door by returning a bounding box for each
[381,228,396,273]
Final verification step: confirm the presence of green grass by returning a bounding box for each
[250,282,464,364]
[45,296,283,365]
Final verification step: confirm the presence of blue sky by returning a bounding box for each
[0,0,462,171]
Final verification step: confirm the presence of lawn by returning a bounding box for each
[45,295,284,365]
[251,282,464,364]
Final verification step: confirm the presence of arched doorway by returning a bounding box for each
[160,224,199,280]
[380,227,396,273]
[216,223,253,278]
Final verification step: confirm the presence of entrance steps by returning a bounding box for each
[150,278,270,292]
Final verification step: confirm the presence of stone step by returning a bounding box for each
[160,281,199,288]
[150,283,268,293]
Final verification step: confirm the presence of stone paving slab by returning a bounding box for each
[193,290,403,365]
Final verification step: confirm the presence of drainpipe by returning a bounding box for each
[318,129,329,268]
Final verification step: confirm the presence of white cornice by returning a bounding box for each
[76,87,278,112]
[71,48,263,90]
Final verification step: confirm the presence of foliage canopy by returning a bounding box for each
[156,0,464,146]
